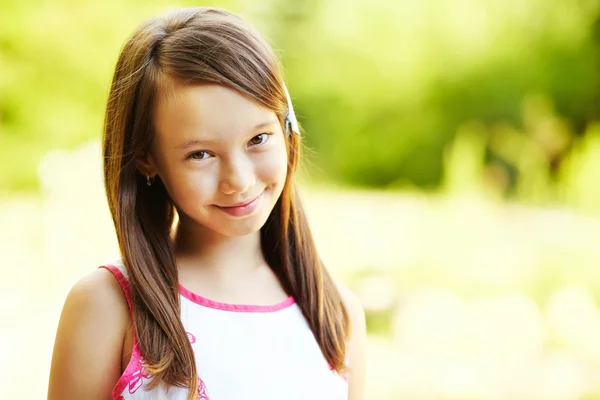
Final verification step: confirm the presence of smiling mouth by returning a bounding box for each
[217,191,264,208]
[214,190,265,217]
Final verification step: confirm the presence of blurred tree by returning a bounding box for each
[2,0,600,199]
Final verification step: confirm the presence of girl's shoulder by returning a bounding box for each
[70,260,131,321]
[333,279,365,328]
[48,264,131,398]
[60,263,132,349]
[60,261,131,334]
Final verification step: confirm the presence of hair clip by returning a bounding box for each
[283,83,300,136]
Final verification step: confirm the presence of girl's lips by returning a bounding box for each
[215,192,263,217]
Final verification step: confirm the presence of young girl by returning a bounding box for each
[48,6,366,400]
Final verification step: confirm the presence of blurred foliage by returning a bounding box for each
[2,0,600,208]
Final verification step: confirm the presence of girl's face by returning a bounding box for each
[139,83,289,237]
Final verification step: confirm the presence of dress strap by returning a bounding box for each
[99,263,134,320]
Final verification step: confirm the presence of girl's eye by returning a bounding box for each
[249,133,271,146]
[188,151,211,160]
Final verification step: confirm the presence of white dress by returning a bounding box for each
[101,260,348,400]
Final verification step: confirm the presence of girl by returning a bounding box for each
[48,6,366,400]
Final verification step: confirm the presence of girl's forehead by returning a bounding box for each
[153,83,278,144]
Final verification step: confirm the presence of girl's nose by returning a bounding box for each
[218,158,256,195]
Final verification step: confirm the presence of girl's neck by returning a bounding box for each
[172,217,266,279]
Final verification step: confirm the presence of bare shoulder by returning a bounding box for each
[334,278,367,400]
[334,279,366,330]
[66,267,129,311]
[48,268,130,400]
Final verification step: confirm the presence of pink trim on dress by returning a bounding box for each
[187,331,196,344]
[198,377,210,399]
[179,284,295,313]
[100,264,144,400]
[100,264,134,316]
[112,343,149,398]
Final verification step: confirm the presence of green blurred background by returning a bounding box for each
[2,0,600,398]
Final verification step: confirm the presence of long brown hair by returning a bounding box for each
[102,6,349,398]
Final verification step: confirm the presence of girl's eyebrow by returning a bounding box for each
[175,118,279,150]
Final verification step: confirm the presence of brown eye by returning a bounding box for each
[188,151,210,160]
[249,133,270,146]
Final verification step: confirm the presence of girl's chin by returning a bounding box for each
[211,218,266,237]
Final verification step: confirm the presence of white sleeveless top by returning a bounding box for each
[101,260,348,400]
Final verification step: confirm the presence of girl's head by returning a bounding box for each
[103,7,347,398]
[140,82,289,237]
[106,7,299,238]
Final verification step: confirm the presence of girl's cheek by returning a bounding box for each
[183,174,214,203]
[165,169,214,207]
[257,146,288,183]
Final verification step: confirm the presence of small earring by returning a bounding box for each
[146,175,155,186]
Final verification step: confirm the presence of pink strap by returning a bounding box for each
[100,264,134,317]
[99,264,144,399]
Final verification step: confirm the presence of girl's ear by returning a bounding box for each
[135,152,159,177]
